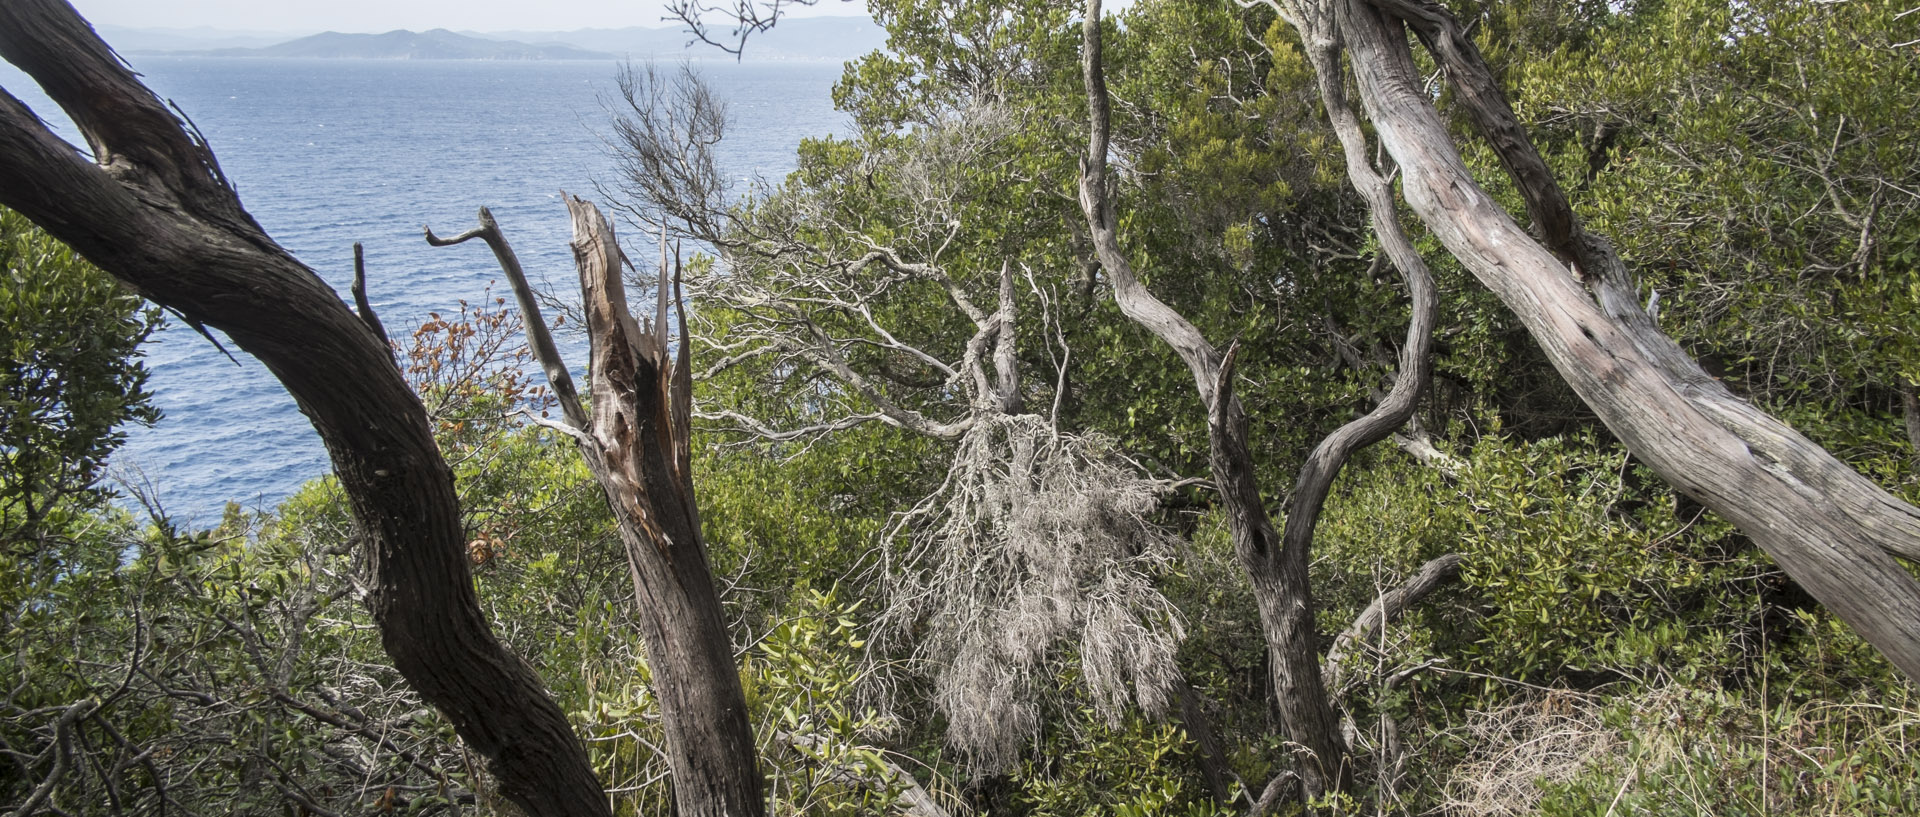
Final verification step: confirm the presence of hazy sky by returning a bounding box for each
[70,0,872,34]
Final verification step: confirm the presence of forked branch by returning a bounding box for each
[425,206,588,431]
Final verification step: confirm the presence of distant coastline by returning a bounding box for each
[107,17,885,63]
[154,29,613,61]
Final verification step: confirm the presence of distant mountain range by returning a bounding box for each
[460,17,888,62]
[173,29,611,60]
[105,17,887,63]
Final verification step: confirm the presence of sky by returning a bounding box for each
[69,0,872,34]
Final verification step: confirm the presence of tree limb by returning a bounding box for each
[1079,0,1352,798]
[1323,553,1463,694]
[350,242,391,354]
[425,205,588,430]
[1292,0,1920,677]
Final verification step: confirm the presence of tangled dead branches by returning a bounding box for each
[879,414,1186,771]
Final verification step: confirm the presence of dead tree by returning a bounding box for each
[1253,0,1920,680]
[1077,0,1459,800]
[426,200,766,817]
[0,3,608,815]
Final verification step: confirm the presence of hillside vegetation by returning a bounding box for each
[3,0,1918,815]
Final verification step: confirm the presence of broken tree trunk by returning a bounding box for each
[1267,0,1920,679]
[0,3,608,815]
[428,199,766,817]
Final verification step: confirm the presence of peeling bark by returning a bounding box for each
[0,3,607,814]
[1262,0,1920,678]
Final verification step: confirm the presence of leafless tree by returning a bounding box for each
[610,64,1197,772]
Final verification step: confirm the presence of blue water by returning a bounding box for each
[1,56,846,524]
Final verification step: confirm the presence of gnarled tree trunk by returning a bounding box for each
[1078,0,1446,800]
[1267,0,1920,679]
[0,2,608,815]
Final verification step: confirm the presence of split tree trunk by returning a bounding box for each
[429,202,767,817]
[564,198,765,817]
[0,3,608,815]
[1271,0,1920,678]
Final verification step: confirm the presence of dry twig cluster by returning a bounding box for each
[880,414,1185,770]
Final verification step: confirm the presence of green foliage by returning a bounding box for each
[1013,704,1228,817]
[0,206,161,533]
[1448,434,1761,679]
[1,485,485,815]
[1502,0,1920,441]
[1537,682,1920,816]
[13,0,1920,814]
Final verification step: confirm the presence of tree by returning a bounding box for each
[1497,0,1920,465]
[1077,0,1459,801]
[1250,0,1920,680]
[0,3,608,814]
[608,55,1198,775]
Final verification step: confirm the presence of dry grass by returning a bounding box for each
[1440,690,1622,817]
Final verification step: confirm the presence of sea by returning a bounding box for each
[0,55,848,525]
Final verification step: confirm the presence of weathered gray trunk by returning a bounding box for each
[0,3,609,814]
[1285,0,1920,679]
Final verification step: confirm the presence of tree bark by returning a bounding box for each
[1271,0,1920,679]
[0,3,608,815]
[432,201,768,817]
[1078,0,1440,800]
[571,198,765,817]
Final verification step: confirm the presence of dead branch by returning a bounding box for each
[1324,553,1464,694]
[350,242,391,353]
[1265,0,1920,677]
[424,206,588,430]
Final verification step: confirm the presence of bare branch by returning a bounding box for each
[5,699,96,817]
[1323,553,1464,694]
[424,205,589,430]
[350,242,392,354]
[662,0,824,58]
[1286,0,1920,676]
